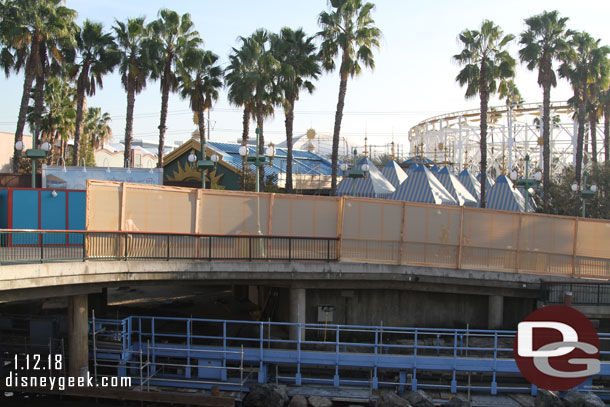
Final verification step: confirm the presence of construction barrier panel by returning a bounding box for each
[86,180,610,278]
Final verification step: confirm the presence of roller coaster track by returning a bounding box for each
[408,101,603,178]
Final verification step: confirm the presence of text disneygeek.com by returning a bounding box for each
[5,371,132,391]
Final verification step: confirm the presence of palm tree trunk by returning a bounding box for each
[124,79,136,168]
[32,71,45,147]
[157,55,173,168]
[256,102,264,192]
[72,71,88,166]
[331,73,348,196]
[590,116,597,163]
[479,62,488,208]
[49,129,57,165]
[197,106,206,187]
[12,37,40,172]
[241,105,250,191]
[604,103,610,161]
[242,105,250,144]
[575,87,586,185]
[542,84,551,213]
[284,97,295,193]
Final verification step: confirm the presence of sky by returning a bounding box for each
[1,0,609,158]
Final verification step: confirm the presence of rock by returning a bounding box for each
[443,397,471,407]
[535,389,562,407]
[289,394,308,407]
[308,395,333,407]
[563,391,586,407]
[243,384,289,407]
[375,392,412,407]
[405,390,435,407]
[509,394,535,407]
[582,392,605,407]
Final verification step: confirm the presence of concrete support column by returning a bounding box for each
[232,285,249,302]
[68,294,88,378]
[289,288,306,342]
[88,288,107,317]
[488,295,504,330]
[248,285,260,306]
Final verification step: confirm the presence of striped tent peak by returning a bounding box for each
[401,156,435,167]
[486,175,527,212]
[389,165,457,205]
[458,169,481,202]
[337,157,395,198]
[436,167,478,207]
[477,173,495,190]
[508,176,537,213]
[429,165,440,174]
[381,161,408,188]
[406,163,420,176]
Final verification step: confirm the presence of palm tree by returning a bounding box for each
[498,79,523,107]
[25,73,75,164]
[271,28,320,193]
[559,32,610,184]
[84,107,112,149]
[318,0,381,196]
[0,1,27,78]
[586,60,609,163]
[2,0,76,172]
[602,86,610,161]
[44,74,77,162]
[148,9,201,168]
[178,49,223,183]
[228,30,279,191]
[454,20,515,208]
[519,10,569,211]
[68,20,119,166]
[114,17,157,168]
[225,42,256,146]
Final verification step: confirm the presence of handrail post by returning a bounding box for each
[249,237,252,261]
[327,239,330,262]
[82,232,86,261]
[40,232,44,263]
[598,284,601,305]
[208,236,212,261]
[166,234,170,260]
[288,237,292,262]
[124,233,128,260]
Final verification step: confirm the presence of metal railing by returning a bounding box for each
[91,316,610,398]
[541,281,610,305]
[0,230,339,264]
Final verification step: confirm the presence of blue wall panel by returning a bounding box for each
[68,191,86,244]
[0,189,8,229]
[41,190,67,244]
[12,190,39,245]
[12,190,39,229]
[5,188,87,246]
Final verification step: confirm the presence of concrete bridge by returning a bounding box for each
[1,227,605,380]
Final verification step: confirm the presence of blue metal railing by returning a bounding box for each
[90,316,610,398]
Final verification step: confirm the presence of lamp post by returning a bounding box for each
[238,128,275,237]
[343,149,367,196]
[188,149,219,189]
[572,171,597,218]
[15,140,50,188]
[510,154,541,213]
